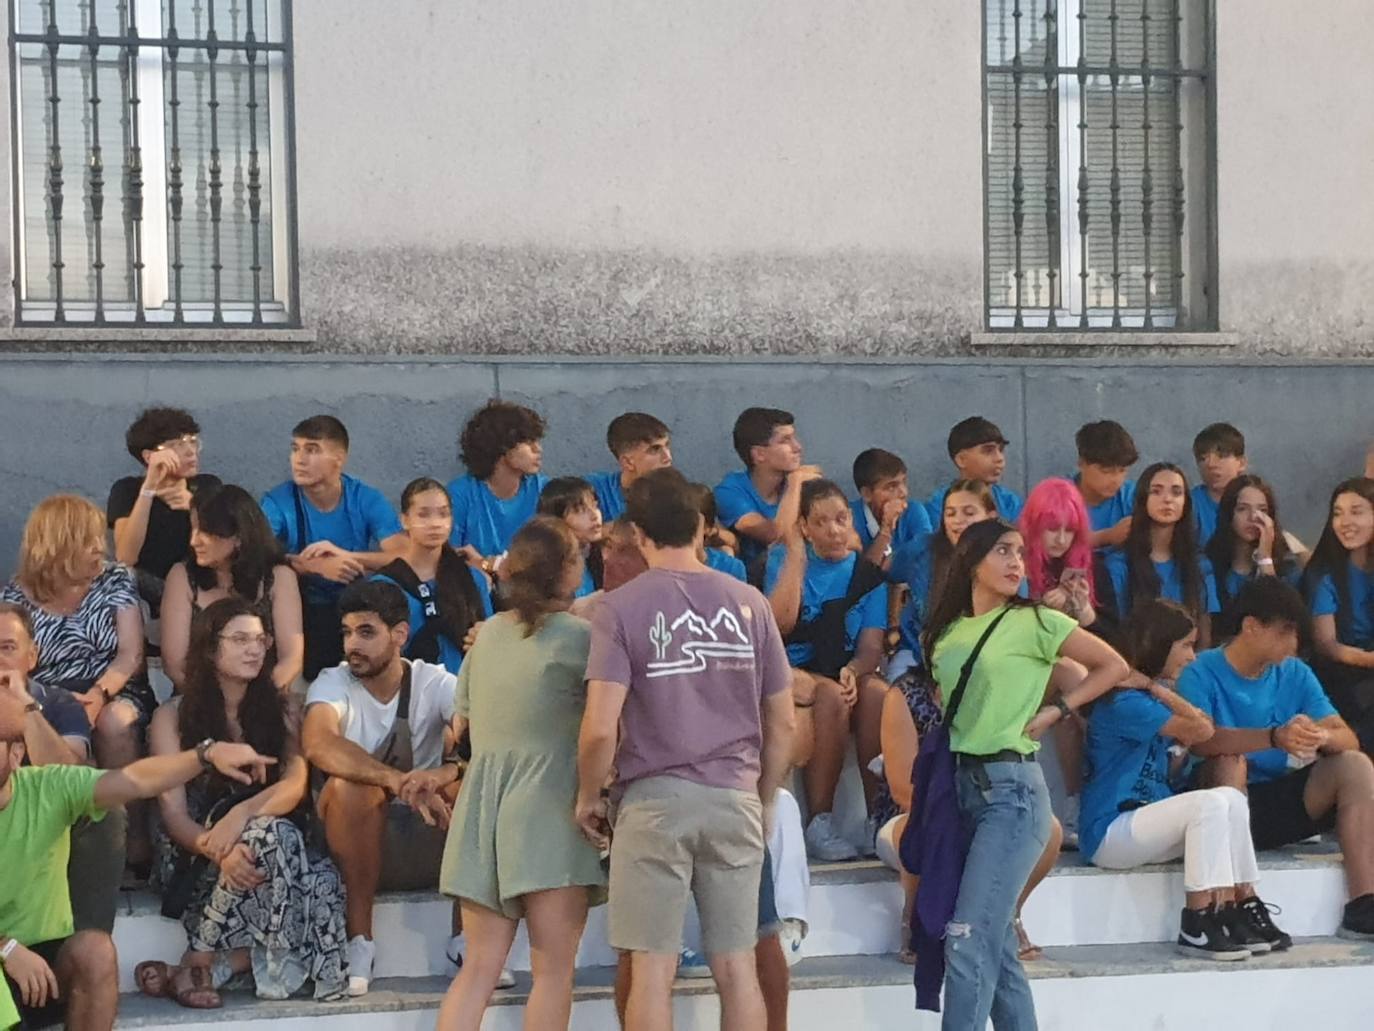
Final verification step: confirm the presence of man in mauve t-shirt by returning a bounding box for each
[578,469,794,1031]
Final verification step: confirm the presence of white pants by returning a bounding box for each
[1091,787,1261,892]
[769,788,811,928]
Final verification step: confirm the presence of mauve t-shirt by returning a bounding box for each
[586,567,791,793]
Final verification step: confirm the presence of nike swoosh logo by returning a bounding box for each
[1179,930,1208,946]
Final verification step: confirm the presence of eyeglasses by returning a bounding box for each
[219,632,273,649]
[154,434,202,454]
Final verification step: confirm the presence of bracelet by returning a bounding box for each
[0,938,17,964]
[1053,697,1074,721]
[1256,557,1275,568]
[139,487,157,499]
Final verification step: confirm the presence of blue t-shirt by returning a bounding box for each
[763,545,886,669]
[923,482,1024,527]
[1081,690,1174,860]
[576,563,598,599]
[371,565,495,675]
[1177,649,1338,785]
[705,548,748,582]
[890,535,937,662]
[1192,484,1223,548]
[851,498,934,583]
[714,470,781,568]
[262,475,403,603]
[1073,475,1136,534]
[1219,562,1302,609]
[31,680,92,752]
[586,470,626,523]
[445,473,548,557]
[1309,561,1374,649]
[1102,551,1221,619]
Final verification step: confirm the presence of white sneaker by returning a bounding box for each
[805,813,860,862]
[346,935,376,997]
[446,935,515,988]
[778,919,806,968]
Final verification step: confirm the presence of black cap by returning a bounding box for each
[947,416,1009,459]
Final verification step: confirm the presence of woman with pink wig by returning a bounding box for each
[1020,478,1103,631]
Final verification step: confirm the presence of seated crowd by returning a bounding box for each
[2,401,1374,1031]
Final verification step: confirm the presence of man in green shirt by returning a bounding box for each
[0,691,275,1030]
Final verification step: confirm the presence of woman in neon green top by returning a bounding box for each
[922,519,1128,1030]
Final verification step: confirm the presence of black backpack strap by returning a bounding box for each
[944,606,1013,734]
[291,484,311,556]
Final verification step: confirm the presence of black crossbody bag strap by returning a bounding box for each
[291,483,312,556]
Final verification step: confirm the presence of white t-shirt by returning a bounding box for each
[305,659,456,771]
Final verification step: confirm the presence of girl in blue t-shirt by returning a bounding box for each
[1206,475,1302,640]
[1303,477,1374,728]
[1083,599,1289,958]
[373,478,494,675]
[765,479,888,863]
[537,477,605,598]
[1104,463,1220,644]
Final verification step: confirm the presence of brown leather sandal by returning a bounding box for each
[1014,917,1043,962]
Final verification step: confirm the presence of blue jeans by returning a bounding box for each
[942,759,1052,1031]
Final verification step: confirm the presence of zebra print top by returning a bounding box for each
[1,563,139,684]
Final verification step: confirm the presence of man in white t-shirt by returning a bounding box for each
[302,580,463,997]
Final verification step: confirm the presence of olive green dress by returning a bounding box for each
[440,611,608,917]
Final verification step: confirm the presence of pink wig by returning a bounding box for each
[1019,477,1096,603]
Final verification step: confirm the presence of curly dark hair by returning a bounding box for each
[188,484,287,602]
[459,400,546,480]
[179,597,287,786]
[126,407,200,463]
[503,517,580,637]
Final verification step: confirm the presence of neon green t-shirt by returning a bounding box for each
[0,765,105,946]
[0,977,18,1030]
[930,604,1077,756]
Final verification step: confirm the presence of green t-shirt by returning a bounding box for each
[0,765,105,946]
[930,604,1077,756]
[0,978,18,1030]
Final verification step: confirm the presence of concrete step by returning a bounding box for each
[113,937,1374,1031]
[111,841,1350,991]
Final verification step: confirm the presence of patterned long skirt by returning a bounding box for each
[182,816,348,1001]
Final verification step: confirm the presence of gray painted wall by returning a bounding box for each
[2,2,1372,355]
[1,354,1369,579]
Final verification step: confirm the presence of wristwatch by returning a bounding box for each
[1053,697,1074,721]
[195,738,217,771]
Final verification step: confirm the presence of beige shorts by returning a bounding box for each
[608,775,764,956]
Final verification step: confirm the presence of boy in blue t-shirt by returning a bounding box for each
[921,416,1023,526]
[714,407,821,577]
[1176,579,1374,940]
[261,415,406,678]
[1073,420,1139,549]
[764,479,888,862]
[850,448,933,573]
[446,400,549,573]
[585,413,672,523]
[1191,423,1248,548]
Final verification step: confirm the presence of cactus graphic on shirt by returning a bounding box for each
[649,611,672,660]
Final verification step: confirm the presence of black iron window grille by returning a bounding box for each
[7,0,298,326]
[983,0,1216,331]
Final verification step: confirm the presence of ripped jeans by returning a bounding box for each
[943,758,1052,1031]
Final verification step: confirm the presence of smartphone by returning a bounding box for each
[1060,567,1089,588]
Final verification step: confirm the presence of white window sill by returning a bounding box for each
[0,326,317,346]
[971,331,1238,349]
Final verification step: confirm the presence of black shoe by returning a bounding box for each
[1177,905,1250,961]
[1338,893,1374,941]
[1233,898,1292,953]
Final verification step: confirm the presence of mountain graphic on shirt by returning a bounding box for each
[646,606,756,679]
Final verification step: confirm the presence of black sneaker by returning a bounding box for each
[1338,893,1374,941]
[1237,897,1292,952]
[1177,905,1250,961]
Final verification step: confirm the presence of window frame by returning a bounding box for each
[981,0,1218,333]
[5,0,301,327]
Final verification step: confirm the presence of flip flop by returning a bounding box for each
[1014,917,1043,962]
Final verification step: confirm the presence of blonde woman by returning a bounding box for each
[2,495,151,768]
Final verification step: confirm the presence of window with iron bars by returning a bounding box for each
[983,0,1216,331]
[7,0,298,326]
